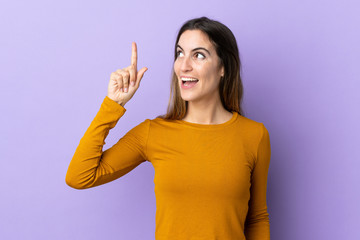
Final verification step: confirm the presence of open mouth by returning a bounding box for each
[181,79,199,89]
[182,80,199,85]
[181,77,199,88]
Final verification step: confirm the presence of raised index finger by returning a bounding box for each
[131,42,137,69]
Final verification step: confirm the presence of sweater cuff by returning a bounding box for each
[103,96,127,114]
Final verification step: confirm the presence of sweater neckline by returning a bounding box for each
[176,111,238,129]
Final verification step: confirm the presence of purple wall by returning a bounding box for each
[1,0,359,239]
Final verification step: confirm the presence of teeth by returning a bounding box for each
[181,77,198,82]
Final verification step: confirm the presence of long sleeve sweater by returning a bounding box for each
[65,96,271,240]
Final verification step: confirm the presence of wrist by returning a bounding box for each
[106,95,126,107]
[118,101,126,107]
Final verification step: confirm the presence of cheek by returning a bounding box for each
[201,65,221,87]
[201,65,216,79]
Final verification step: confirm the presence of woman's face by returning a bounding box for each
[174,30,224,103]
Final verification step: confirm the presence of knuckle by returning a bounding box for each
[111,73,119,81]
[118,69,126,75]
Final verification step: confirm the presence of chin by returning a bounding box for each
[180,95,197,102]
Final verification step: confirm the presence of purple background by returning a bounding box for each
[1,0,359,239]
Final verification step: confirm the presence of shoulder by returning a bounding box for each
[238,115,270,147]
[130,117,177,135]
[232,115,271,151]
[147,116,180,129]
[236,114,267,134]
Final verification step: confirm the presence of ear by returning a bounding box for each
[220,65,224,77]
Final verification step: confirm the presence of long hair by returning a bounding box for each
[156,17,245,119]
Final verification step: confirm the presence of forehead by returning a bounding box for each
[177,30,215,51]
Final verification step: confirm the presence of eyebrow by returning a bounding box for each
[176,45,211,56]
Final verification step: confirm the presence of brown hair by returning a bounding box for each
[156,16,245,119]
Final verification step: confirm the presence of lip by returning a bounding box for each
[180,75,198,80]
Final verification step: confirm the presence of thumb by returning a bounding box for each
[137,67,148,84]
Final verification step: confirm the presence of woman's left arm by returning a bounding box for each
[244,123,271,240]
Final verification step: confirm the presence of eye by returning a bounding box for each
[176,50,184,58]
[194,52,205,59]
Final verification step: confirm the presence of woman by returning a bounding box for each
[66,17,271,239]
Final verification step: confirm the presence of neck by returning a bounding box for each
[182,94,232,125]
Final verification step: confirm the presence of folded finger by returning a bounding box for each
[121,71,130,92]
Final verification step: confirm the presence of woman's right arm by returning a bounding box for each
[65,96,150,189]
[65,42,148,189]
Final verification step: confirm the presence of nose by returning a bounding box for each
[180,55,193,72]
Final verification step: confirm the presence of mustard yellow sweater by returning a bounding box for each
[66,96,271,240]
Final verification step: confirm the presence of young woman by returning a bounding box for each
[66,17,271,240]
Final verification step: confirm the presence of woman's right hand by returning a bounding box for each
[107,42,148,107]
